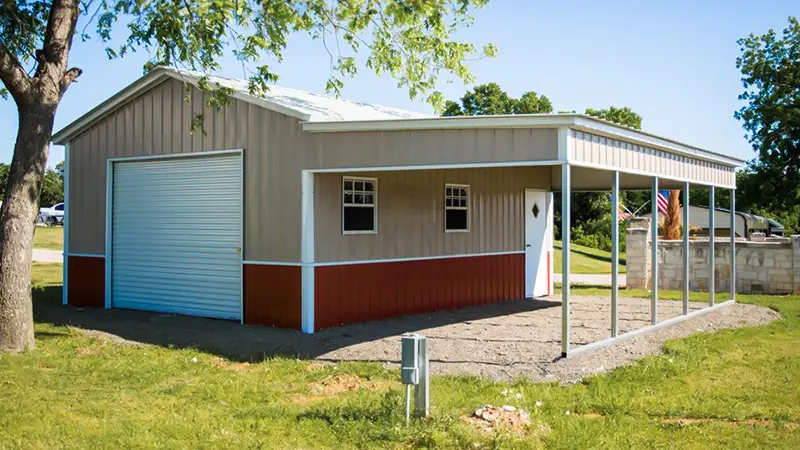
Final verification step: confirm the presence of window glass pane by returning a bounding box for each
[446,187,452,196]
[55,204,64,211]
[446,209,468,231]
[355,193,364,204]
[344,192,353,204]
[344,206,375,231]
[364,182,374,192]
[355,181,364,191]
[460,188,467,197]
[344,180,353,190]
[364,194,373,204]
[445,198,452,207]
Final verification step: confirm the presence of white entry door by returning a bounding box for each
[525,190,553,297]
[111,153,243,320]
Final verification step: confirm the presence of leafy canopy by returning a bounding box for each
[442,82,552,116]
[734,16,800,206]
[1,0,496,111]
[585,106,642,130]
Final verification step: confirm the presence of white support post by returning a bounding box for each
[709,186,715,306]
[683,182,690,315]
[561,164,571,357]
[62,144,70,306]
[730,189,736,301]
[651,177,659,325]
[610,171,619,337]
[301,171,316,334]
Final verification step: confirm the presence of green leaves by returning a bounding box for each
[734,16,800,208]
[585,107,642,130]
[442,82,554,116]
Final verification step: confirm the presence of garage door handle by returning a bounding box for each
[526,244,531,248]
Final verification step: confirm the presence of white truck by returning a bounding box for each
[38,203,64,226]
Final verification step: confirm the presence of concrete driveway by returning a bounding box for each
[553,273,625,286]
[33,249,62,263]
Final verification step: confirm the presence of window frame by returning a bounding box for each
[341,176,378,235]
[444,183,470,233]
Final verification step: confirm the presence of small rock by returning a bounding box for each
[502,405,516,412]
[535,400,543,407]
[474,408,484,417]
[515,392,523,399]
[482,412,498,422]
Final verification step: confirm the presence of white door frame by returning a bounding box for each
[525,189,554,297]
[104,149,245,323]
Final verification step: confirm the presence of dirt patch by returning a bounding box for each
[209,357,252,372]
[286,374,398,404]
[75,346,102,356]
[463,405,548,437]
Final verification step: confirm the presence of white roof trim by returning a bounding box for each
[301,114,745,167]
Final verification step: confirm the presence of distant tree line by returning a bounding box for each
[0,162,63,210]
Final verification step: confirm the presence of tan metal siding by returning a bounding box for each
[67,78,308,261]
[314,166,551,262]
[310,128,558,169]
[571,130,736,188]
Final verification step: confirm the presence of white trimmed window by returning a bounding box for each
[445,184,469,232]
[342,176,377,234]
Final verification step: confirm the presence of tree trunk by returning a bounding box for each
[663,190,682,240]
[0,104,56,352]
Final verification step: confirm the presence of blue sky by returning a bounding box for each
[1,0,796,167]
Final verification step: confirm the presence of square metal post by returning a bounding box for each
[730,189,736,301]
[683,182,690,315]
[709,186,715,306]
[561,164,571,357]
[610,171,619,337]
[414,336,429,417]
[651,177,659,325]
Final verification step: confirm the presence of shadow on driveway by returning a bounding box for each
[33,285,559,363]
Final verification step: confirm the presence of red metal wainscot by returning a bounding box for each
[314,253,524,330]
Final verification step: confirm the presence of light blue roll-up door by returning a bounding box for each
[111,153,242,320]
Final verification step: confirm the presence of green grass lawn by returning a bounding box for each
[553,240,627,274]
[1,265,798,448]
[32,226,63,250]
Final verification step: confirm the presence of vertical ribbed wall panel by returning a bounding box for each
[314,253,524,330]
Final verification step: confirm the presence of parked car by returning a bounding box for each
[38,203,64,226]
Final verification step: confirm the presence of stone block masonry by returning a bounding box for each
[626,218,799,295]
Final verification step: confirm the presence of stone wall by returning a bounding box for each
[626,218,800,295]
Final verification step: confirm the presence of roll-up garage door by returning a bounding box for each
[111,153,242,320]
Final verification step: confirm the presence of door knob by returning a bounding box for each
[526,244,531,248]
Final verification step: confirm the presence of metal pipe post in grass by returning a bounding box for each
[400,334,429,422]
[651,177,659,325]
[709,186,715,306]
[730,189,736,301]
[561,164,571,357]
[683,182,690,315]
[611,170,620,337]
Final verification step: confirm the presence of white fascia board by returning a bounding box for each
[301,114,744,168]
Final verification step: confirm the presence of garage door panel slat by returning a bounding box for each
[111,154,242,320]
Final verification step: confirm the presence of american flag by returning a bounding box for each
[617,203,633,221]
[656,190,669,215]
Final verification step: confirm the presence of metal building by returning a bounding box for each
[53,68,744,356]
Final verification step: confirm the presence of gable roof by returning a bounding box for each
[51,66,433,144]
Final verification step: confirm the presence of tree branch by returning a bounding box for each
[60,67,83,93]
[35,0,80,82]
[0,42,32,104]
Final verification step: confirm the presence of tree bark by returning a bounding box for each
[0,104,57,352]
[0,0,80,352]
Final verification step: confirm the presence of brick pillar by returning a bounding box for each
[793,235,800,295]
[626,218,651,289]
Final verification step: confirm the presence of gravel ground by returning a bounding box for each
[38,294,780,383]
